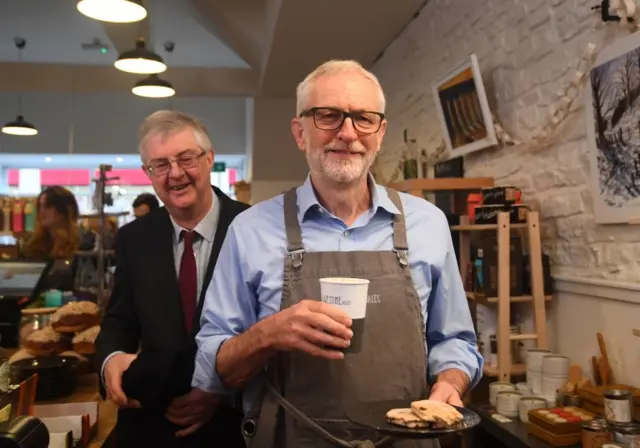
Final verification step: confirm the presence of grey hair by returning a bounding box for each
[137,110,212,161]
[295,59,386,116]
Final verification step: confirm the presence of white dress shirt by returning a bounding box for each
[170,195,220,302]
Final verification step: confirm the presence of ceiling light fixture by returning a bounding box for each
[115,38,166,74]
[2,38,38,137]
[132,74,175,98]
[77,0,147,23]
[2,115,38,136]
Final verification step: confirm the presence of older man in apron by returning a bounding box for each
[192,59,483,448]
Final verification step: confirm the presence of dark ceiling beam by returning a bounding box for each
[0,63,258,96]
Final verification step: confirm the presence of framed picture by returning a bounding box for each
[585,32,640,224]
[432,54,498,157]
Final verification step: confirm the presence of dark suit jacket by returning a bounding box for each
[95,186,250,448]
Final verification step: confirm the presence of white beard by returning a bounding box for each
[305,137,376,184]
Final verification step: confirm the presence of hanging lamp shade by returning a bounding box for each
[2,115,38,136]
[115,38,167,74]
[77,0,147,23]
[132,74,175,98]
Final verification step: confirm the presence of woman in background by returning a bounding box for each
[23,186,80,260]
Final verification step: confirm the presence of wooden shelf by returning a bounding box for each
[483,364,526,377]
[388,177,494,195]
[466,291,552,303]
[451,223,527,231]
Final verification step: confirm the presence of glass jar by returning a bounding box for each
[19,308,55,347]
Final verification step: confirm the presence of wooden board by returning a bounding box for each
[578,384,640,406]
[526,422,581,447]
[528,407,596,435]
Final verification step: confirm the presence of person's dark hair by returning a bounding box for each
[24,186,80,259]
[132,193,160,211]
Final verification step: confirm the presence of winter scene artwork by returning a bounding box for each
[586,33,640,224]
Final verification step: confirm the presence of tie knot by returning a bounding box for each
[181,230,198,246]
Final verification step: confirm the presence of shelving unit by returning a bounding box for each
[455,211,549,383]
[388,177,494,196]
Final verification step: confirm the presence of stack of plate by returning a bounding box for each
[526,348,551,395]
[541,355,570,403]
[10,355,79,400]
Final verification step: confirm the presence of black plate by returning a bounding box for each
[345,400,481,439]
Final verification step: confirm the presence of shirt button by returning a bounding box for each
[343,230,349,237]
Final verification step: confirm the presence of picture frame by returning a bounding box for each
[585,32,640,224]
[432,54,498,158]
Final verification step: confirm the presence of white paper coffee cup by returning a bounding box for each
[319,277,369,354]
[319,277,369,319]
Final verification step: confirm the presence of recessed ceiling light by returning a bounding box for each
[45,157,52,162]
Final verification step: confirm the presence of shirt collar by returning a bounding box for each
[298,173,401,221]
[170,193,218,243]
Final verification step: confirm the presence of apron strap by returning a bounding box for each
[383,188,409,268]
[283,188,305,268]
[265,382,395,448]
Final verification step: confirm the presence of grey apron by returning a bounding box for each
[242,187,438,448]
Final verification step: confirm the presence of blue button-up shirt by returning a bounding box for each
[193,175,483,411]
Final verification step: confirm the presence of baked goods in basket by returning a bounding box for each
[72,325,100,354]
[51,301,100,333]
[386,400,464,429]
[23,326,67,355]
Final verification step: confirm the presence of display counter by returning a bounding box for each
[37,373,116,447]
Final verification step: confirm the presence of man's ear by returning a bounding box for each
[291,118,306,152]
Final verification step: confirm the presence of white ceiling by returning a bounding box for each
[0,0,248,68]
[0,0,428,97]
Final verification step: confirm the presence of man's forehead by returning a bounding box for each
[308,73,382,111]
[146,128,198,157]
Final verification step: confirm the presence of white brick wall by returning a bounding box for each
[372,0,640,281]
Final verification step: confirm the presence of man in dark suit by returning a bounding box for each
[95,110,249,447]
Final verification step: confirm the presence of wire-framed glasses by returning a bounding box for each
[146,149,207,176]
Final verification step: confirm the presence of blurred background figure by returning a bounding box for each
[23,186,80,261]
[132,193,160,218]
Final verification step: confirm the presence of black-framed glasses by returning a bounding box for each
[146,149,207,176]
[300,107,385,134]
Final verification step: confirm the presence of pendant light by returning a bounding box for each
[2,38,38,137]
[132,74,175,98]
[2,115,38,136]
[77,0,147,23]
[115,38,166,74]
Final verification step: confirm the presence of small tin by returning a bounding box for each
[612,422,640,448]
[582,418,611,448]
[605,389,635,424]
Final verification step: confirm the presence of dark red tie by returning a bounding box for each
[179,230,198,334]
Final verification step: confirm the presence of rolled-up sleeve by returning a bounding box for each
[192,223,258,394]
[426,229,483,389]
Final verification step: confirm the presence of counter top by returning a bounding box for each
[469,403,580,448]
[37,373,116,448]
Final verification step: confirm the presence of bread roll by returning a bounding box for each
[51,301,100,333]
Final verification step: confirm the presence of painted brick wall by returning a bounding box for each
[371,0,640,281]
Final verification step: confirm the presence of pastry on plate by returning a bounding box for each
[23,326,66,356]
[410,400,464,428]
[385,408,431,428]
[72,325,100,355]
[51,301,100,333]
